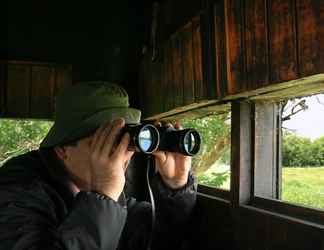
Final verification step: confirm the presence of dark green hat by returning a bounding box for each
[40,81,141,148]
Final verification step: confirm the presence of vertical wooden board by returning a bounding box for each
[150,59,163,115]
[138,59,146,114]
[267,215,288,249]
[268,0,298,83]
[224,0,246,94]
[6,64,30,118]
[171,32,184,108]
[214,0,228,98]
[245,0,269,89]
[297,0,324,76]
[54,65,72,116]
[164,40,175,111]
[30,66,55,118]
[141,54,152,117]
[192,16,204,101]
[181,22,195,105]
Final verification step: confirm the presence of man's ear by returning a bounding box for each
[54,146,68,161]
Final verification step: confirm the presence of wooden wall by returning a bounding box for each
[139,0,324,118]
[0,61,72,119]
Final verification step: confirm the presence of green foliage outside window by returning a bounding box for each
[0,119,53,165]
[283,132,324,167]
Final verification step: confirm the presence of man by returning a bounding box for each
[0,82,197,250]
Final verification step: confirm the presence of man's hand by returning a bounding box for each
[153,121,192,189]
[89,118,134,201]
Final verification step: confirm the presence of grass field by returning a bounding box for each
[199,166,324,210]
[282,167,324,210]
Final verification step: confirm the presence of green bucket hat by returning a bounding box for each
[40,81,141,148]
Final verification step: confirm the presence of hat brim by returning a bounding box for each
[40,107,141,148]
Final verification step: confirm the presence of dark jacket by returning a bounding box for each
[0,150,196,250]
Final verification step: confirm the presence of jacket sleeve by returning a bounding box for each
[0,181,127,250]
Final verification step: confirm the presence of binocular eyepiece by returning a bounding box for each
[121,123,201,156]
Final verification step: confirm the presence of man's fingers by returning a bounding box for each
[174,120,182,130]
[152,151,166,162]
[114,132,130,156]
[91,121,111,151]
[101,118,125,155]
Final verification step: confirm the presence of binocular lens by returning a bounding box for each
[138,126,155,152]
[184,132,195,153]
[125,124,159,154]
[182,130,200,156]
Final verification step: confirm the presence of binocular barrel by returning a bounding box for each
[121,123,201,156]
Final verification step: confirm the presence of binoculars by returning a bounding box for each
[121,123,201,156]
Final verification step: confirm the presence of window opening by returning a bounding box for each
[181,112,231,190]
[0,119,53,166]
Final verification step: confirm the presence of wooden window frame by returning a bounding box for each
[250,99,324,226]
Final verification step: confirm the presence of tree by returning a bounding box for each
[0,119,53,165]
[181,113,231,174]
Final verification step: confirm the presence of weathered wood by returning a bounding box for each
[150,57,163,115]
[201,1,217,99]
[6,64,30,118]
[254,102,279,198]
[251,196,324,226]
[245,0,269,89]
[213,0,227,98]
[164,39,175,111]
[30,66,55,118]
[231,101,253,207]
[171,32,184,108]
[224,0,246,94]
[181,22,195,105]
[268,0,298,82]
[297,0,324,76]
[192,16,204,101]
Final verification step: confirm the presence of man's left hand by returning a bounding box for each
[152,121,191,189]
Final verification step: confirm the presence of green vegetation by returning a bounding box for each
[282,167,324,209]
[0,119,53,165]
[283,132,324,167]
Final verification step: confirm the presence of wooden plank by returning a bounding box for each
[201,1,217,100]
[150,58,163,115]
[171,32,184,108]
[54,65,72,116]
[30,66,55,119]
[254,102,280,198]
[162,0,203,41]
[181,22,195,105]
[192,16,204,101]
[244,0,269,89]
[213,0,228,98]
[297,0,324,76]
[224,0,246,94]
[6,64,30,118]
[164,39,175,111]
[268,0,298,83]
[231,101,253,207]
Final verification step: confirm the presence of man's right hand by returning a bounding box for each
[89,118,134,201]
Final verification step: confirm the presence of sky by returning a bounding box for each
[283,94,324,140]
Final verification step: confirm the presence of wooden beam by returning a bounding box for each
[231,100,253,207]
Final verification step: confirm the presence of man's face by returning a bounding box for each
[61,136,93,191]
